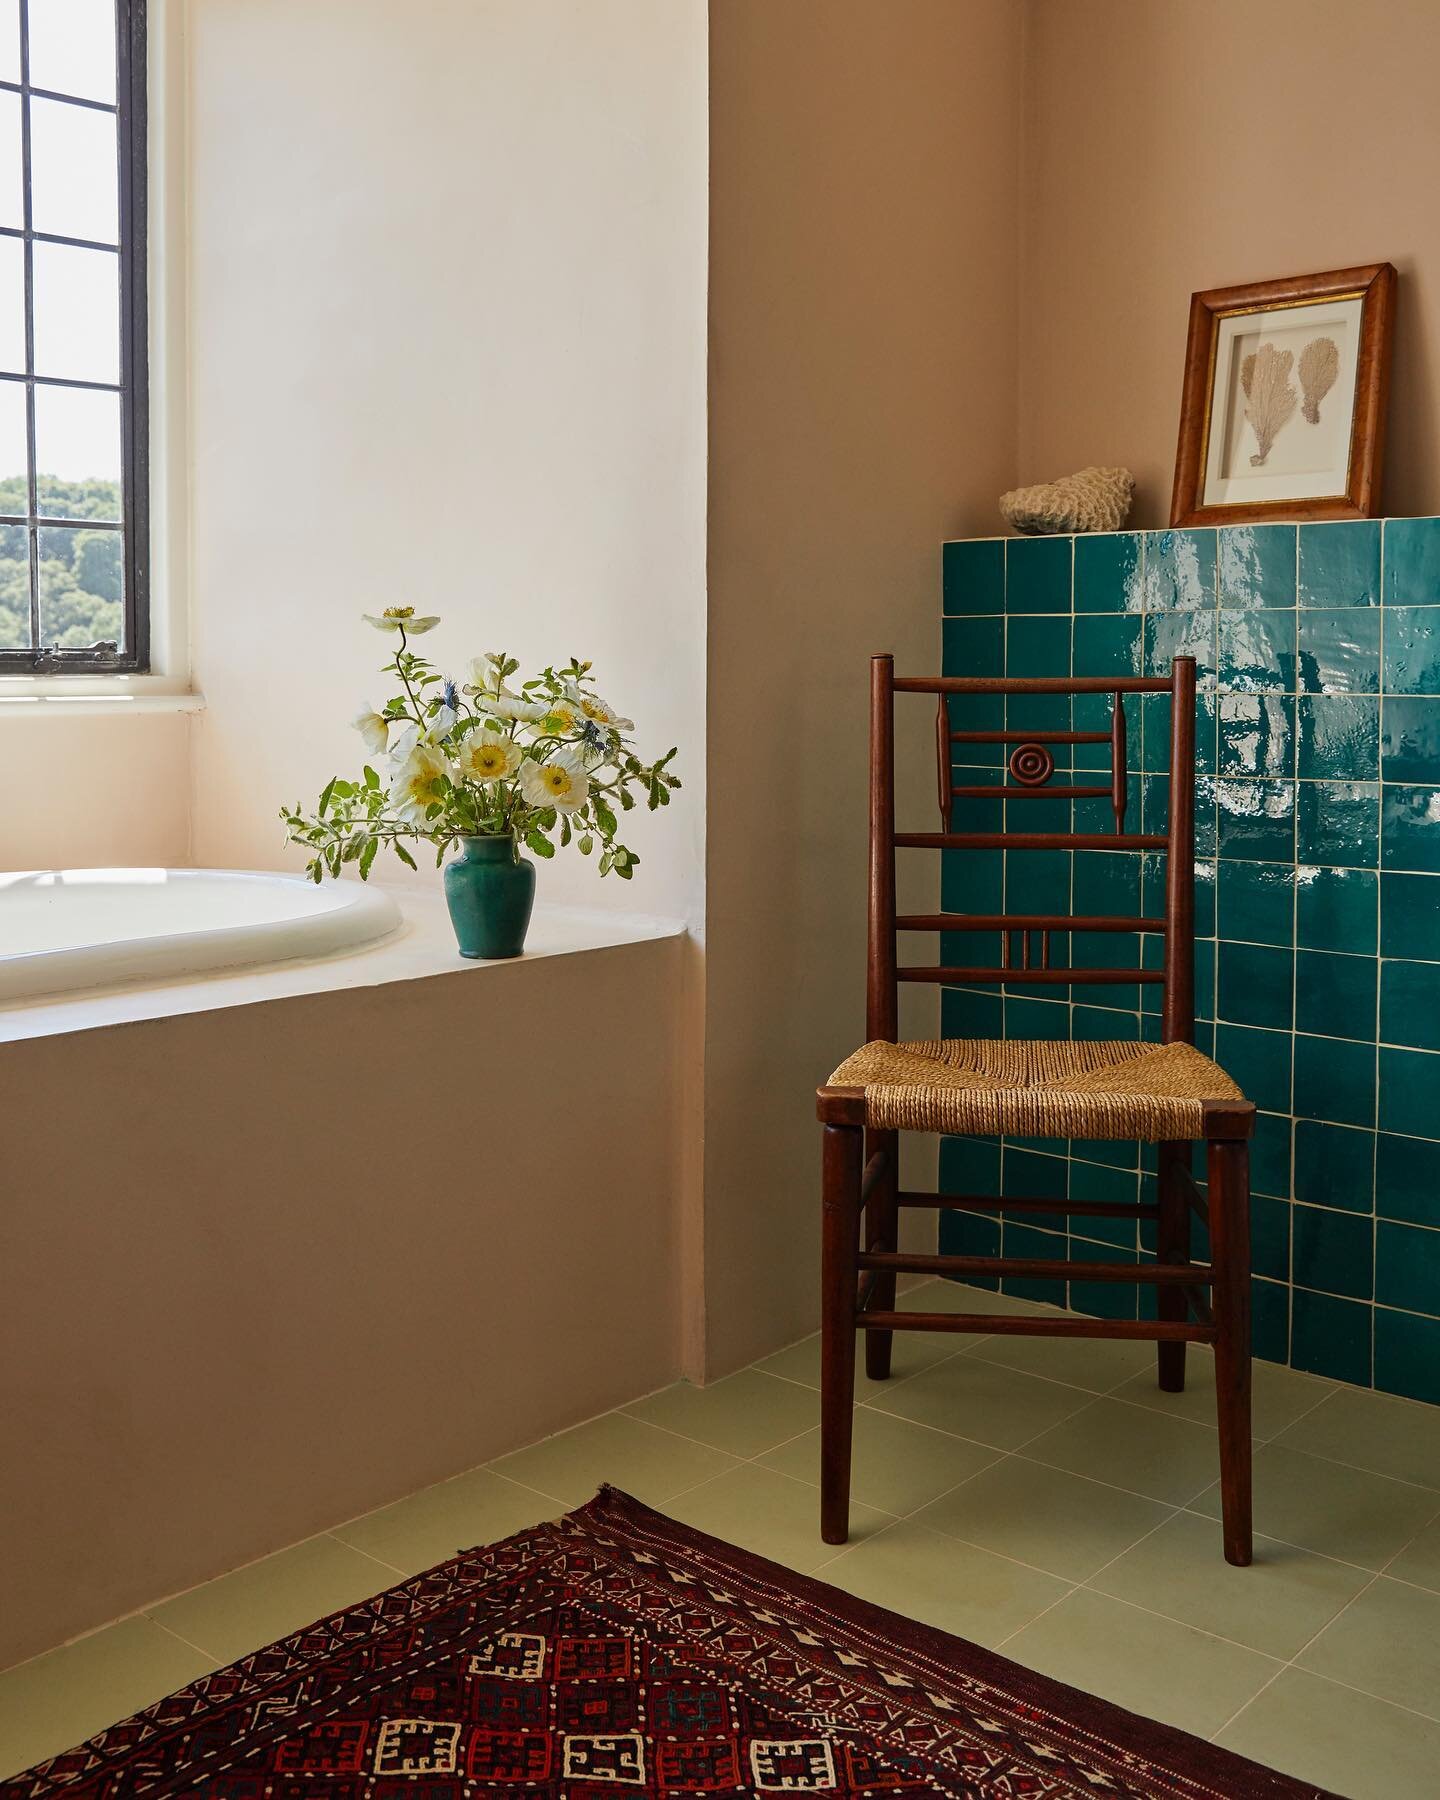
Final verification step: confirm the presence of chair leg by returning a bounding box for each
[1156,1140,1192,1393]
[820,1121,863,1544]
[863,1128,898,1380]
[1207,1135,1253,1567]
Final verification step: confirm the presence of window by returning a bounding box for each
[0,0,146,674]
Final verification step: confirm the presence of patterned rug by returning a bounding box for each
[3,1487,1330,1799]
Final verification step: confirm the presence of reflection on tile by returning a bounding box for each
[1217,1668,1440,1799]
[1383,516,1440,608]
[1218,694,1294,776]
[1219,523,1296,610]
[1090,1511,1370,1658]
[819,1520,1069,1646]
[1218,610,1296,693]
[1380,785,1440,872]
[1298,608,1381,694]
[1297,780,1379,868]
[1383,606,1440,694]
[1214,778,1296,862]
[1003,1588,1278,1739]
[1380,696,1440,784]
[1074,530,1144,613]
[1144,527,1215,610]
[1296,863,1376,954]
[1297,694,1378,781]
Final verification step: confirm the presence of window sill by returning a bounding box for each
[0,690,206,719]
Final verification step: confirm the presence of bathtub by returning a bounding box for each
[0,868,402,1003]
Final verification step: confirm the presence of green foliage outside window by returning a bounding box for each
[0,476,124,652]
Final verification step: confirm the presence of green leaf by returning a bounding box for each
[359,836,379,879]
[393,841,418,870]
[560,815,572,847]
[525,829,556,859]
[364,765,380,789]
[578,833,593,855]
[318,777,337,818]
[593,798,618,836]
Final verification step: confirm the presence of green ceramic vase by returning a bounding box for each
[443,834,536,959]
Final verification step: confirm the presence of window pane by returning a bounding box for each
[30,96,117,244]
[39,521,122,650]
[33,240,117,382]
[0,1,18,85]
[0,89,21,230]
[0,379,27,647]
[34,381,120,517]
[0,231,23,371]
[29,0,116,104]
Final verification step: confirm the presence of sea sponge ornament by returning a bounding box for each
[999,466,1135,535]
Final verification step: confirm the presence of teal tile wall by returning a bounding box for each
[938,519,1440,1406]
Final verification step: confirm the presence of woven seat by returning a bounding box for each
[828,1037,1244,1140]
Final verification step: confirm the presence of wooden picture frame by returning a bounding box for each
[1170,262,1395,527]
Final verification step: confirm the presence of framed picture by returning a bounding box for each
[1170,262,1395,526]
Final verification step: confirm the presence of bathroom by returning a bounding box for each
[2,3,1439,1796]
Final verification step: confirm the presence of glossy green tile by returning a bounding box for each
[1215,779,1296,862]
[1381,696,1440,783]
[1145,608,1216,686]
[1381,959,1440,1051]
[1379,1046,1440,1138]
[943,615,1003,679]
[1218,694,1294,777]
[1251,1110,1294,1199]
[1000,1221,1067,1306]
[1220,523,1296,609]
[1297,695,1379,781]
[1383,517,1440,608]
[1073,611,1142,678]
[1215,1023,1292,1114]
[1005,534,1071,613]
[1219,610,1297,693]
[1251,1192,1291,1282]
[942,537,1004,616]
[940,1134,1001,1193]
[1074,530,1143,614]
[1218,940,1293,1030]
[941,986,1003,1036]
[1299,520,1381,608]
[1381,786,1440,873]
[1375,1221,1440,1315]
[938,1207,1001,1267]
[1291,1287,1373,1385]
[1297,780,1379,867]
[1294,1120,1374,1215]
[1296,865,1377,954]
[942,846,1002,912]
[1376,1132,1440,1227]
[1071,1004,1140,1042]
[1067,1236,1138,1320]
[1374,1309,1440,1405]
[1380,872,1440,961]
[1294,1032,1375,1127]
[1145,527,1215,610]
[1294,949,1377,1041]
[1005,612,1069,679]
[1296,1029,1375,1123]
[1001,1145,1069,1233]
[1066,1158,1141,1250]
[1253,1275,1291,1363]
[1216,860,1294,945]
[1298,608,1381,695]
[1293,1204,1374,1300]
[1003,996,1070,1043]
[1384,606,1440,694]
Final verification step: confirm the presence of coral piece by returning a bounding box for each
[1299,335,1340,424]
[999,465,1134,535]
[1244,342,1297,466]
[1240,351,1256,400]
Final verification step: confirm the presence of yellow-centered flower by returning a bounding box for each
[518,749,590,814]
[459,735,522,783]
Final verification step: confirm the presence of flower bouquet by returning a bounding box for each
[281,607,681,958]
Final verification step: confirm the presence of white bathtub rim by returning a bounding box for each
[0,868,403,1004]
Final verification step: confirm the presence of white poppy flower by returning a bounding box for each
[390,744,452,824]
[563,681,634,733]
[351,703,389,754]
[479,693,549,723]
[361,606,440,634]
[518,748,590,815]
[458,735,523,783]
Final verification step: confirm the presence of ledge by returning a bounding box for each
[0,691,206,718]
[0,892,686,1045]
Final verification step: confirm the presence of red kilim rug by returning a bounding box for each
[3,1487,1331,1800]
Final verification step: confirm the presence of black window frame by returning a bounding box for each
[0,0,148,676]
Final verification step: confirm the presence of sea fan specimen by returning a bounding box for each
[1244,343,1297,467]
[1299,335,1339,424]
[1240,352,1256,399]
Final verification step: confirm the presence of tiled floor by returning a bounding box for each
[6,1281,1440,1796]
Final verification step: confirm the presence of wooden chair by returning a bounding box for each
[816,654,1256,1564]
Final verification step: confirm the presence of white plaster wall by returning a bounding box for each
[184,0,708,930]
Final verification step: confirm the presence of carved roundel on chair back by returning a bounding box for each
[1007,742,1055,787]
